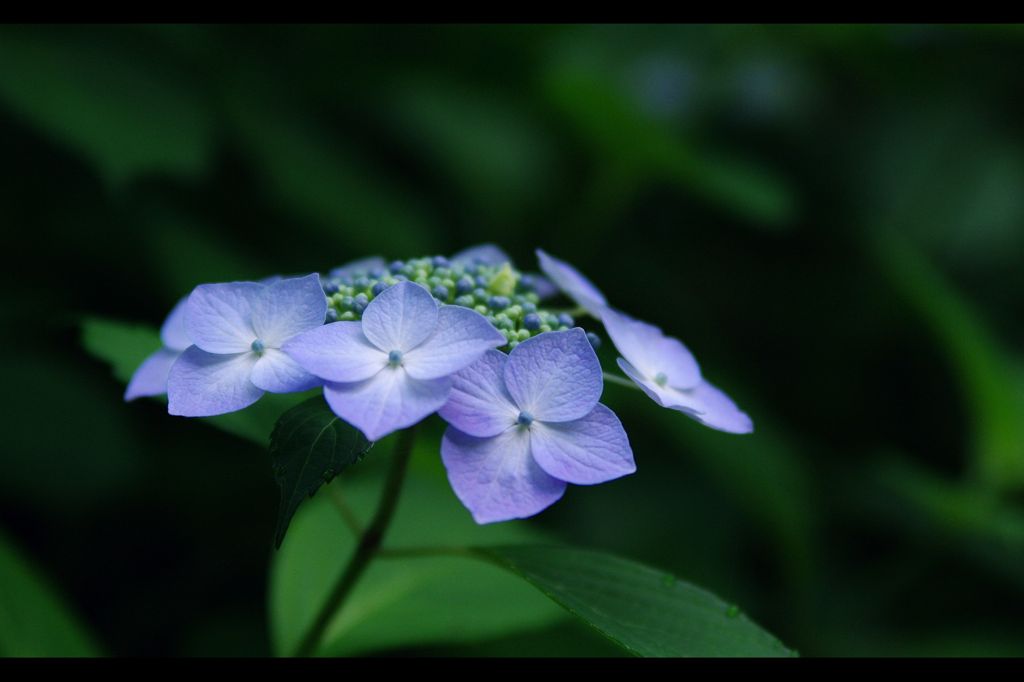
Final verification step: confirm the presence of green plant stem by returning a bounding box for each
[292,425,418,657]
[602,372,641,391]
[327,484,363,537]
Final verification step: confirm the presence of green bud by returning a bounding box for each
[488,262,517,297]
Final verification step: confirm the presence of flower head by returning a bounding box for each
[602,307,753,434]
[439,328,635,523]
[124,297,191,401]
[284,280,506,441]
[166,273,327,417]
[535,249,608,318]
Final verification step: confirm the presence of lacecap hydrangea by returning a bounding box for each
[126,244,752,523]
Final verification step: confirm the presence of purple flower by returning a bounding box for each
[328,256,386,280]
[284,281,506,441]
[124,297,191,401]
[167,273,327,417]
[535,249,608,318]
[439,328,635,523]
[602,308,753,434]
[451,243,512,267]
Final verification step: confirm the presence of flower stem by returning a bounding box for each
[292,424,418,657]
[602,372,641,391]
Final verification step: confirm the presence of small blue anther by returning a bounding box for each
[517,411,534,427]
[558,313,575,327]
[251,339,266,354]
[523,313,541,331]
[388,350,403,367]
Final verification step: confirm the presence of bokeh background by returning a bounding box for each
[2,24,1024,657]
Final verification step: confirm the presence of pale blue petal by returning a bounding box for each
[282,322,386,383]
[451,244,512,266]
[441,426,566,524]
[124,348,181,401]
[403,305,506,380]
[438,350,519,438]
[328,256,387,279]
[167,346,263,417]
[185,281,263,354]
[323,368,451,441]
[251,273,327,347]
[504,328,602,422]
[682,380,754,434]
[617,358,704,413]
[530,404,635,485]
[159,298,191,351]
[360,281,438,353]
[251,349,322,393]
[535,249,608,318]
[531,274,559,300]
[602,307,701,390]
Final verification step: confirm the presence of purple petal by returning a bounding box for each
[360,281,438,353]
[602,308,701,390]
[441,426,566,524]
[328,256,387,279]
[185,281,263,354]
[251,273,327,347]
[250,349,322,393]
[504,328,602,423]
[124,348,181,400]
[160,298,191,351]
[535,249,608,318]
[531,274,559,300]
[167,346,263,417]
[530,404,635,485]
[681,380,754,434]
[438,350,519,437]
[323,368,451,441]
[282,322,385,383]
[451,244,512,266]
[617,358,704,413]
[403,306,506,380]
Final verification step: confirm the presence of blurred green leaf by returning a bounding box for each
[270,396,373,548]
[543,65,795,226]
[0,528,100,656]
[0,29,212,185]
[874,232,1024,489]
[225,97,436,257]
[477,545,795,657]
[81,316,312,446]
[270,444,565,656]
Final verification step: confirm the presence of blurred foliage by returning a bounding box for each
[3,24,1024,656]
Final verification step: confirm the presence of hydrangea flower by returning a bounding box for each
[284,280,506,441]
[124,297,190,401]
[602,307,753,434]
[536,249,609,318]
[328,256,386,280]
[451,243,512,267]
[167,273,327,417]
[439,328,635,523]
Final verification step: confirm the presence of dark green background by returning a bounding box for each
[2,24,1024,656]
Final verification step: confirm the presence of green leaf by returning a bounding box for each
[270,397,373,548]
[477,545,796,658]
[0,28,212,186]
[0,528,101,656]
[81,316,312,447]
[270,443,565,656]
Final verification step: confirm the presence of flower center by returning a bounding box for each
[516,411,534,428]
[388,350,404,367]
[654,372,668,387]
[251,338,266,354]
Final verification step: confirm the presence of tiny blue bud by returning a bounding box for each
[432,284,450,300]
[558,313,575,327]
[586,332,602,349]
[432,255,449,268]
[354,293,369,305]
[488,296,510,310]
[475,275,489,287]
[523,313,541,330]
[370,267,386,278]
[354,276,370,289]
[323,280,339,294]
[372,281,388,296]
[456,276,474,295]
[519,274,535,290]
[326,308,339,322]
[521,301,537,314]
[389,260,405,273]
[455,294,475,307]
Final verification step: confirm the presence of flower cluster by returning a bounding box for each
[126,245,751,522]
